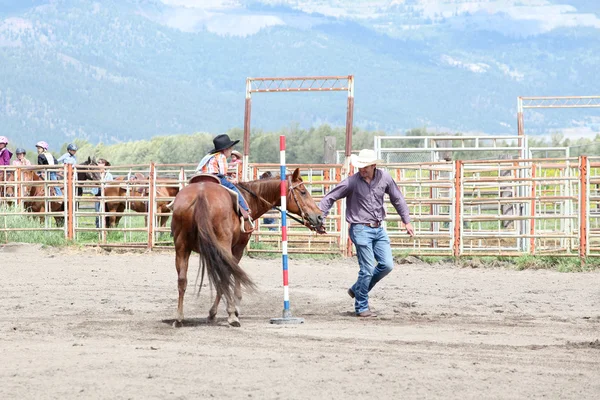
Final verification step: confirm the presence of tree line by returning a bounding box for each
[9,125,600,166]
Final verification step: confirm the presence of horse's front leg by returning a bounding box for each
[232,243,247,318]
[174,245,191,328]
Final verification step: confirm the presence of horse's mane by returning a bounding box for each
[243,177,282,201]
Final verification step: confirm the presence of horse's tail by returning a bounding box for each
[193,193,254,301]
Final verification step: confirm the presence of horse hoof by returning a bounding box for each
[207,315,217,323]
[229,320,241,328]
[173,320,183,328]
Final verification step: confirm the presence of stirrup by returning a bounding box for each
[240,215,254,233]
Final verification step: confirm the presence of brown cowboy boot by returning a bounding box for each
[239,208,254,233]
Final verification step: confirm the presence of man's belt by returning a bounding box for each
[357,221,381,228]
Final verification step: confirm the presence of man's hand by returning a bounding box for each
[316,224,327,235]
[404,222,415,237]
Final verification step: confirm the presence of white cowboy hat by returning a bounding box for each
[350,149,383,168]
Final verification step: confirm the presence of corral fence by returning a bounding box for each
[1,156,598,260]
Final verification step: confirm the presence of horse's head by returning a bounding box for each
[81,157,102,182]
[4,171,15,197]
[286,168,324,231]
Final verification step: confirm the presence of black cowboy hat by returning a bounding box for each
[210,134,240,154]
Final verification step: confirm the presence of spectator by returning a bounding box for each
[57,143,78,165]
[227,150,243,181]
[230,150,243,166]
[91,159,114,228]
[12,148,31,166]
[0,136,12,166]
[36,141,61,196]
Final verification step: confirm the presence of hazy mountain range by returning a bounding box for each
[1,0,599,147]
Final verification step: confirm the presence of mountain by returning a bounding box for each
[1,0,599,148]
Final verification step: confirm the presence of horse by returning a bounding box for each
[6,169,65,226]
[102,174,179,229]
[76,157,102,197]
[170,168,324,327]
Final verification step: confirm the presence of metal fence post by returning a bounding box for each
[66,164,74,240]
[453,160,463,258]
[579,156,588,262]
[147,162,156,249]
[15,167,22,207]
[530,163,536,255]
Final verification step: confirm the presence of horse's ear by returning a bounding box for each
[87,156,91,163]
[292,168,301,182]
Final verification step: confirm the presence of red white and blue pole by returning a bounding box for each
[270,135,303,324]
[280,135,291,317]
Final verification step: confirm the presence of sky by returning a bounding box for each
[158,0,600,36]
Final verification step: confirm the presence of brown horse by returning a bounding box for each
[170,168,323,327]
[6,169,65,226]
[102,174,179,228]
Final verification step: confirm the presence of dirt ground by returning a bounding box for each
[1,244,599,399]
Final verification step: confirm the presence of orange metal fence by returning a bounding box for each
[0,158,596,260]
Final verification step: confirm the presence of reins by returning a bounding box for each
[237,178,307,226]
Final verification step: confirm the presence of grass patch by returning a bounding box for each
[0,204,69,246]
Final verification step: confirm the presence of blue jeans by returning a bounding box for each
[49,171,62,196]
[263,216,277,231]
[349,224,394,314]
[218,175,249,212]
[95,201,102,228]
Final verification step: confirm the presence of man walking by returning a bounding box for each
[319,149,414,317]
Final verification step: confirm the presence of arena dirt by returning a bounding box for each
[1,243,599,399]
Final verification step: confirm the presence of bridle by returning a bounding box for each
[237,177,314,228]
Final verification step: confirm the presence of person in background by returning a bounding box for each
[318,149,415,318]
[230,150,243,165]
[0,136,12,166]
[91,158,113,228]
[57,143,78,165]
[260,171,277,231]
[36,141,61,196]
[12,148,31,166]
[227,150,243,181]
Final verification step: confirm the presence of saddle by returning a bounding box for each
[185,173,253,233]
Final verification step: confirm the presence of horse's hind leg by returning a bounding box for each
[226,295,240,327]
[208,289,222,322]
[174,245,191,328]
[209,290,240,327]
[234,279,242,317]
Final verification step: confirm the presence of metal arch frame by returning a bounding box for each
[517,96,600,136]
[242,75,355,181]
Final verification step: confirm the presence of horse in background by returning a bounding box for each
[76,157,102,197]
[102,174,179,229]
[5,169,65,226]
[170,168,324,327]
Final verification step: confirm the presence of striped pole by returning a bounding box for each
[270,135,304,324]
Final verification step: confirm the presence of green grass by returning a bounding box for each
[0,204,69,246]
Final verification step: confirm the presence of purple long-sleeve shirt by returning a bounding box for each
[0,148,12,166]
[319,168,411,224]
